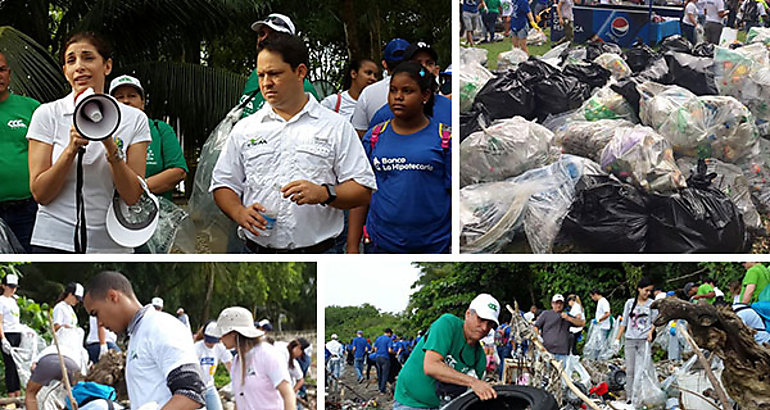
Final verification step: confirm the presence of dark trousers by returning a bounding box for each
[705,21,724,44]
[681,23,696,44]
[2,332,21,393]
[366,356,376,379]
[0,198,37,253]
[482,12,499,41]
[569,331,581,355]
[85,341,121,364]
[375,355,390,393]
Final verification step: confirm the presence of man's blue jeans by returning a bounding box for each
[354,357,365,380]
[329,357,342,379]
[376,355,390,393]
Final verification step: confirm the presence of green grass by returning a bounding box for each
[466,28,749,71]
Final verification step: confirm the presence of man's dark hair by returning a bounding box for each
[85,271,135,299]
[589,289,602,296]
[257,33,308,70]
[384,328,392,334]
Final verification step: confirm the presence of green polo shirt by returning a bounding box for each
[486,0,502,13]
[0,93,40,201]
[394,314,486,408]
[741,264,770,304]
[696,283,715,304]
[146,119,188,200]
[238,68,320,118]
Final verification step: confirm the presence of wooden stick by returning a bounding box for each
[506,304,602,410]
[48,311,78,410]
[679,327,730,409]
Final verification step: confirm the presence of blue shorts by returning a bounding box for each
[511,26,528,38]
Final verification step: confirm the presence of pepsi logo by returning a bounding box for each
[610,17,630,37]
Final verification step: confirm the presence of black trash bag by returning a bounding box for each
[610,79,643,118]
[664,51,718,95]
[587,42,622,60]
[0,218,24,253]
[692,42,715,57]
[472,72,536,121]
[624,42,658,73]
[563,174,650,253]
[635,55,671,83]
[646,160,749,253]
[512,57,559,85]
[563,63,612,89]
[660,34,693,54]
[444,385,558,410]
[460,109,490,141]
[560,45,587,65]
[533,73,592,121]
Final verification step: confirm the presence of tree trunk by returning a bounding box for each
[341,0,360,60]
[201,262,215,323]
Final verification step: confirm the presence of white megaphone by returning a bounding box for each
[73,87,121,141]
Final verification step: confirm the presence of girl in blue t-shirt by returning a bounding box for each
[348,62,451,254]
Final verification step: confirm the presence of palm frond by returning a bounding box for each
[0,26,68,103]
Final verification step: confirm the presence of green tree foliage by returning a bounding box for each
[325,304,402,343]
[330,263,752,338]
[17,262,315,332]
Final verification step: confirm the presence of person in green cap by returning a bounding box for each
[109,74,188,202]
[0,51,41,251]
[238,13,319,118]
[393,294,499,409]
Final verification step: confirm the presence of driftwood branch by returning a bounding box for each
[679,327,730,409]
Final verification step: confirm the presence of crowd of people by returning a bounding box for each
[0,11,452,254]
[0,270,313,410]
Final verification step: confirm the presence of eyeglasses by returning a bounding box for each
[265,16,292,32]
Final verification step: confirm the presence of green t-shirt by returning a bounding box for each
[486,0,502,13]
[238,68,320,118]
[146,119,189,200]
[394,314,486,408]
[696,283,715,304]
[0,93,40,201]
[741,264,770,304]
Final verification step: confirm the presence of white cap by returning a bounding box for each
[331,334,338,340]
[177,308,184,315]
[106,177,159,248]
[552,294,565,303]
[216,307,264,339]
[469,293,500,326]
[109,75,144,98]
[204,322,219,338]
[258,319,271,327]
[151,297,164,308]
[250,13,296,35]
[4,274,18,286]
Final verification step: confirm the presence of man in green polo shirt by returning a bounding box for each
[0,51,40,252]
[238,13,319,118]
[741,262,770,304]
[686,281,716,304]
[393,294,499,410]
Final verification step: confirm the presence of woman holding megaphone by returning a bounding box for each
[25,32,151,253]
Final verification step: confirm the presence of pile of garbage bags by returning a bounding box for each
[460,36,770,253]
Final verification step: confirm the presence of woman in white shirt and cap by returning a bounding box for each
[194,321,233,410]
[52,282,83,335]
[0,274,22,397]
[215,306,295,410]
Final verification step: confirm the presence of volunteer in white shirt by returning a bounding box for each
[567,294,585,355]
[284,339,306,394]
[152,296,164,311]
[25,327,89,410]
[194,321,233,410]
[215,306,295,410]
[590,289,612,335]
[53,282,83,335]
[350,38,411,137]
[703,0,729,43]
[85,315,120,364]
[26,32,151,253]
[0,274,22,397]
[83,271,205,410]
[211,34,376,254]
[320,59,379,122]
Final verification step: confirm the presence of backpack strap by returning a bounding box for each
[369,120,390,151]
[334,93,342,113]
[438,123,452,153]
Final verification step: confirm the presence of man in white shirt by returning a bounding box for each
[523,305,537,322]
[350,38,411,137]
[211,34,376,253]
[703,0,729,43]
[84,271,205,410]
[589,289,612,336]
[85,315,120,364]
[326,334,344,379]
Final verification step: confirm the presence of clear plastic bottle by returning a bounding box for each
[259,184,282,237]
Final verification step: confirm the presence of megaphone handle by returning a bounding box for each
[74,149,87,254]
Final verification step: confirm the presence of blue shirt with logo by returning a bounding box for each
[369,95,452,131]
[362,118,451,253]
[463,0,481,13]
[373,334,393,358]
[510,0,532,30]
[352,336,370,358]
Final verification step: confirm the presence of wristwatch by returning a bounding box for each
[322,183,337,206]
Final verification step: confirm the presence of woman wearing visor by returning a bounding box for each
[26,32,151,253]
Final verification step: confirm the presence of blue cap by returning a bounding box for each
[666,291,676,297]
[384,38,410,63]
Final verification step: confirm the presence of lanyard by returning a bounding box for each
[74,147,87,253]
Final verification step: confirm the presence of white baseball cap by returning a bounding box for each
[216,307,264,339]
[469,293,500,326]
[552,294,565,303]
[3,274,18,287]
[250,13,296,35]
[151,297,164,308]
[331,334,338,340]
[106,177,159,248]
[109,75,145,99]
[204,321,220,342]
